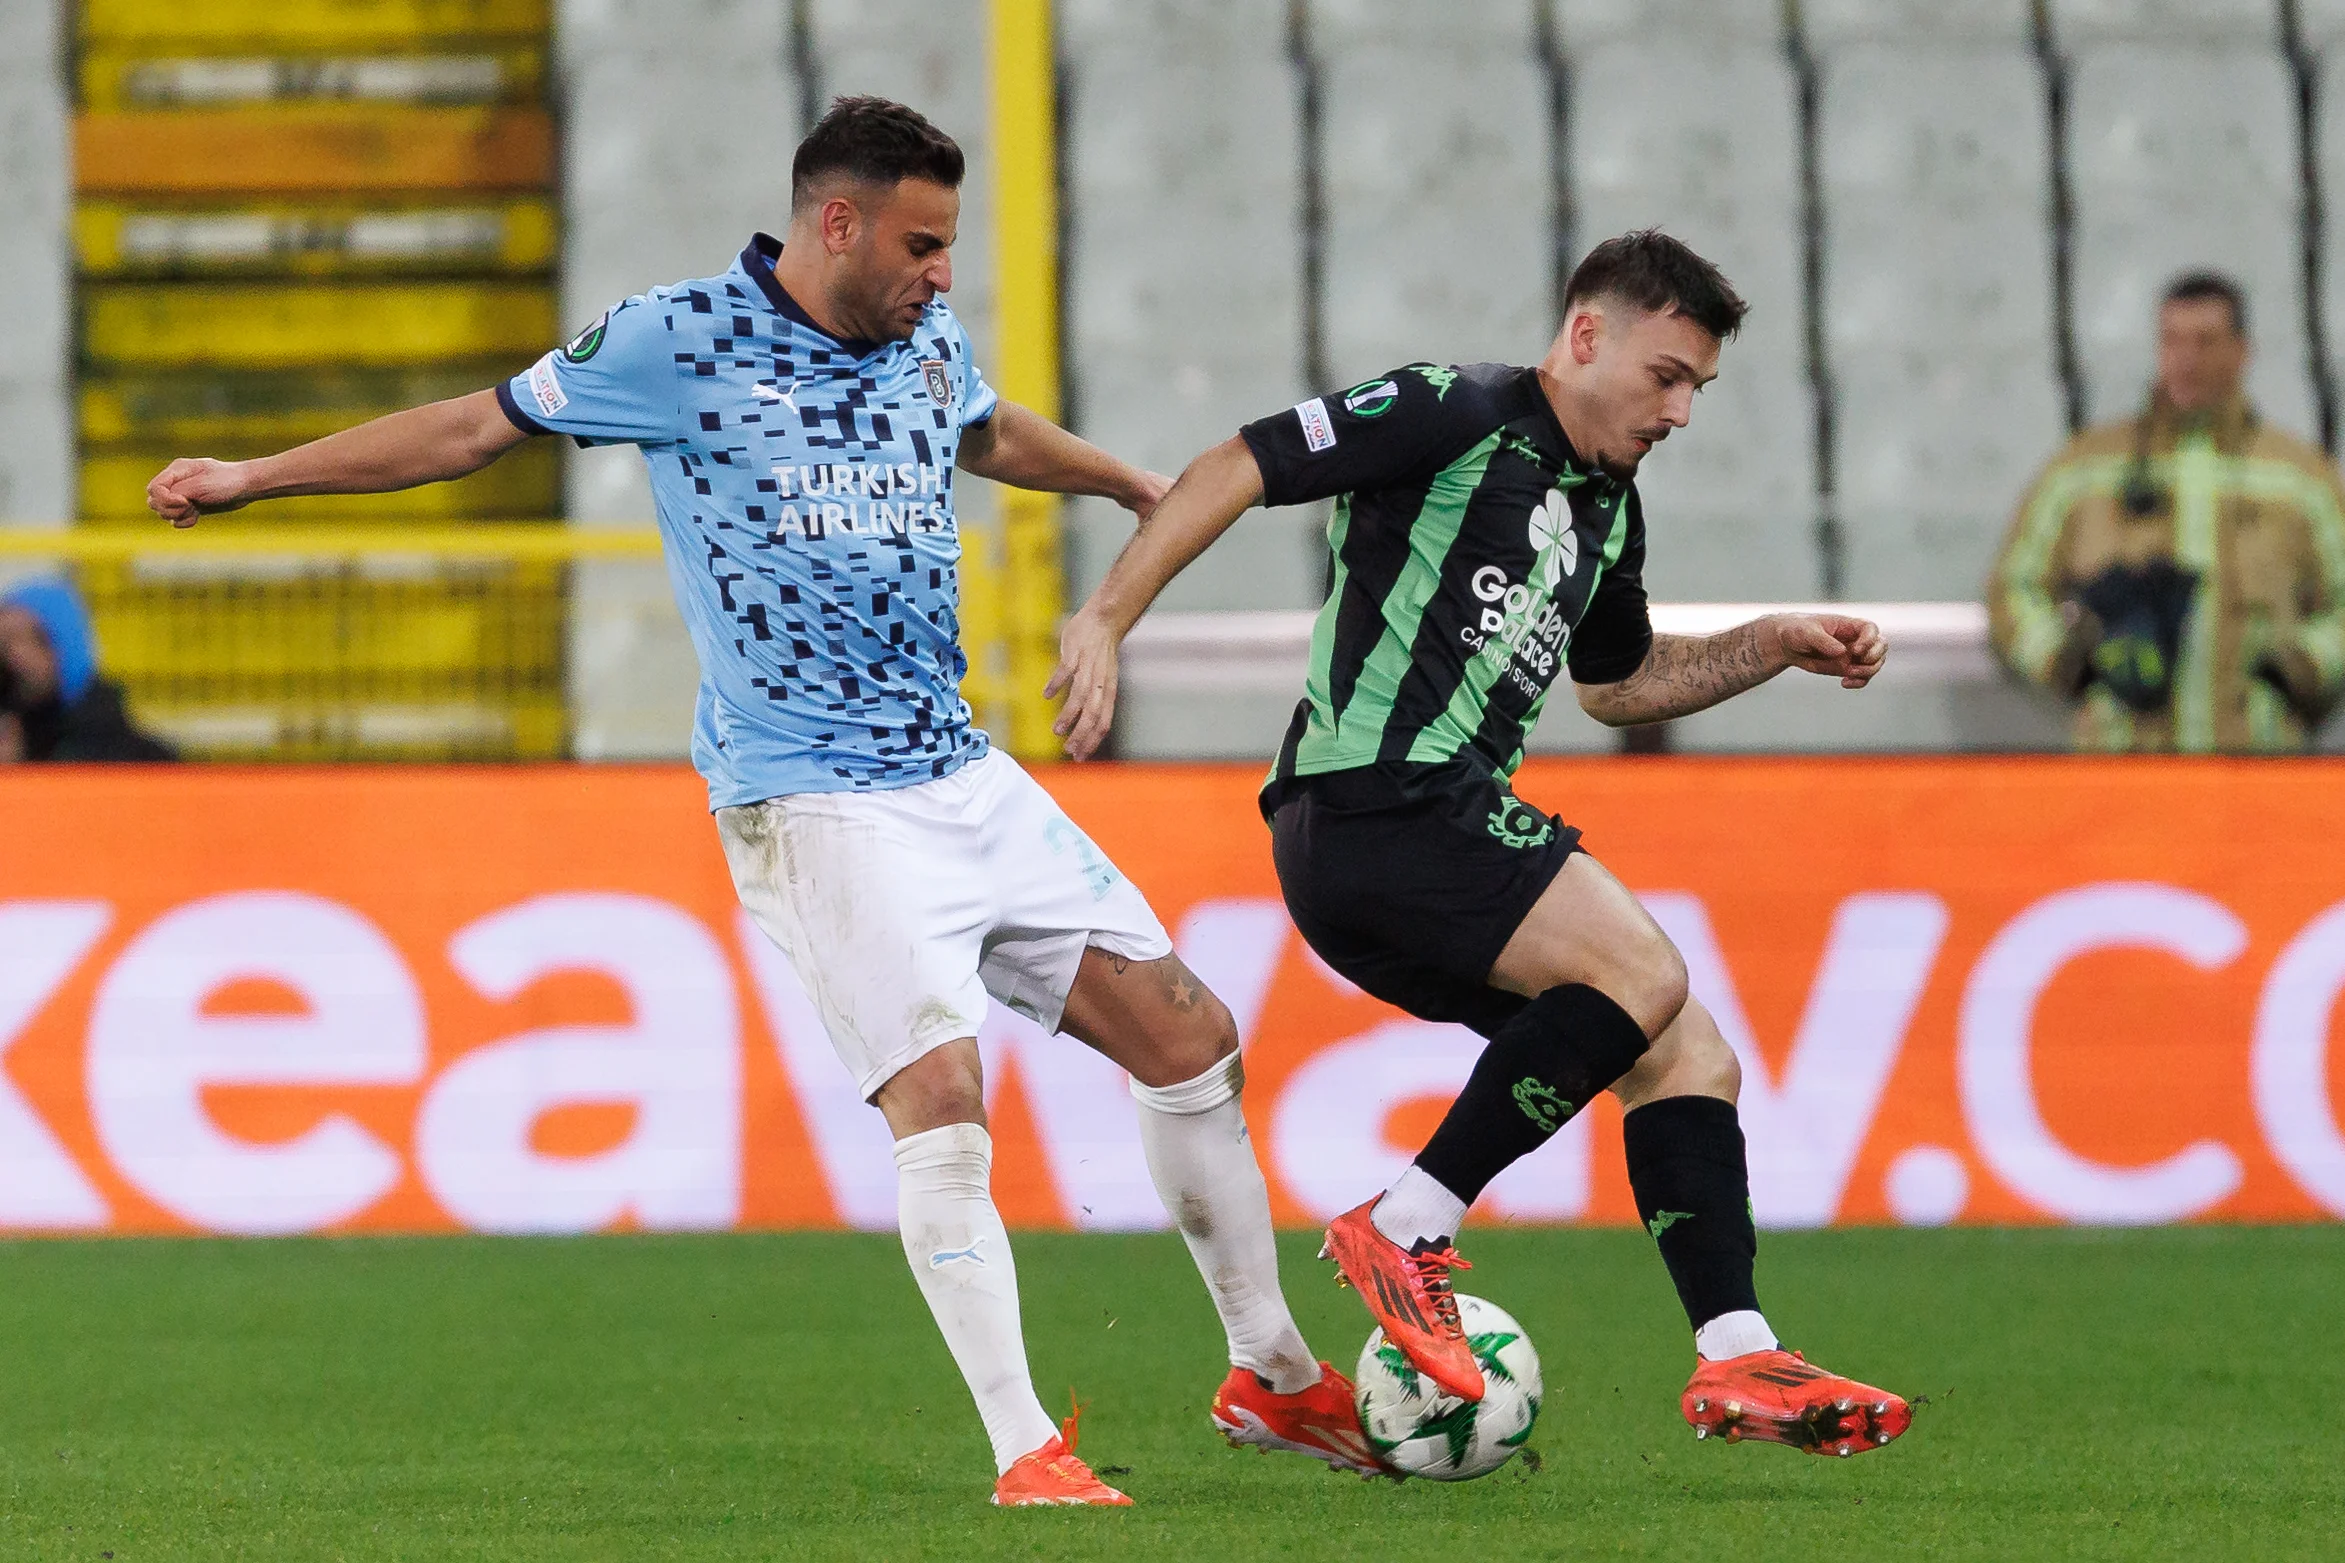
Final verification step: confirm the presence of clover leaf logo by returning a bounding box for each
[1527,488,1576,591]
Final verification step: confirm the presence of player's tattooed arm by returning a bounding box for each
[1576,612,1887,726]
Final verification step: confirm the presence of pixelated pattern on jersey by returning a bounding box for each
[509,236,992,802]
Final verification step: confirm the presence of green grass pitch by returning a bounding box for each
[1,1227,2337,1560]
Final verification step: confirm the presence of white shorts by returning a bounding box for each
[717,748,1173,1100]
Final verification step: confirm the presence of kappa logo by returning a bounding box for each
[1527,488,1576,590]
[921,359,954,407]
[1510,1078,1571,1133]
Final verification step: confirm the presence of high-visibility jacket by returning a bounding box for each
[1988,394,2345,752]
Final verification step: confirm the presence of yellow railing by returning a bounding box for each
[0,524,660,562]
[0,525,656,761]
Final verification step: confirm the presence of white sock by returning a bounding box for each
[1131,1053,1320,1395]
[1694,1309,1780,1361]
[1371,1163,1469,1250]
[892,1123,1059,1474]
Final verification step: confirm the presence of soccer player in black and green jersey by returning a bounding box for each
[1051,231,1911,1457]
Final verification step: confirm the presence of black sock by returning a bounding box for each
[1623,1095,1761,1330]
[1414,983,1651,1206]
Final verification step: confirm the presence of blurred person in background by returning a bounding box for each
[1990,272,2345,752]
[0,576,175,763]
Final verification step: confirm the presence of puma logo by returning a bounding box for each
[752,381,798,408]
[1647,1210,1695,1239]
[928,1242,987,1270]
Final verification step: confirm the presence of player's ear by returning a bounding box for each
[820,194,860,256]
[1568,305,1603,368]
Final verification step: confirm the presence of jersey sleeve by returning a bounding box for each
[1568,494,1654,684]
[955,315,1000,427]
[1238,363,1496,507]
[496,295,679,448]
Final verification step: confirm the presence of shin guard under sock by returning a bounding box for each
[1623,1095,1763,1331]
[1412,982,1651,1210]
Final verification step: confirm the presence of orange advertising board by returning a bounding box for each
[3,758,2343,1236]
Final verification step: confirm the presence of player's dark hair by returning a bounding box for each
[1564,229,1748,341]
[2163,270,2248,336]
[791,95,965,209]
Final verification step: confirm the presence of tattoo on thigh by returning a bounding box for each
[1157,953,1206,1012]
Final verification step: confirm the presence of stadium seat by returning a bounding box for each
[561,6,796,526]
[1570,42,1819,599]
[811,0,994,344]
[1801,0,2035,46]
[2064,43,2317,436]
[2301,0,2345,54]
[1556,0,1781,47]
[0,61,68,398]
[559,1,797,757]
[2047,0,2280,46]
[1835,358,2067,599]
[0,382,73,529]
[1316,42,1552,382]
[1061,36,1318,612]
[1819,44,2065,600]
[555,0,785,71]
[1307,0,1539,46]
[1058,0,1288,55]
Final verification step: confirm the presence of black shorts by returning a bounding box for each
[1265,761,1584,1039]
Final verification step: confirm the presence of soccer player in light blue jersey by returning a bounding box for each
[146,97,1373,1504]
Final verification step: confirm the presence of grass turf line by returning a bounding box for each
[0,1227,2337,1561]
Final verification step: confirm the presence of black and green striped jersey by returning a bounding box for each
[1241,361,1652,803]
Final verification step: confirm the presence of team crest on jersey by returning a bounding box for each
[1527,487,1577,590]
[561,310,609,364]
[921,359,954,407]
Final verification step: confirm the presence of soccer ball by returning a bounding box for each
[1353,1294,1542,1480]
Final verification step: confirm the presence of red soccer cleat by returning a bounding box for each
[1681,1348,1912,1457]
[1211,1361,1384,1475]
[1319,1197,1485,1402]
[992,1398,1133,1507]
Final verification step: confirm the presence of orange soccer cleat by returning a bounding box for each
[1319,1198,1485,1402]
[1210,1362,1383,1475]
[1681,1348,1913,1457]
[991,1399,1133,1507]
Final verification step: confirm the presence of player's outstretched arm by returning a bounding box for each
[146,390,531,528]
[954,401,1170,513]
[1048,435,1266,760]
[1577,612,1886,727]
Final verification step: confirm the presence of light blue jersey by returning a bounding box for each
[499,233,999,807]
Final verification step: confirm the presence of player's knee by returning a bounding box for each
[1129,987,1239,1091]
[1616,928,1689,1039]
[1671,998,1742,1100]
[873,1042,986,1137]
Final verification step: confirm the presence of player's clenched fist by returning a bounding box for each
[146,457,254,528]
[1767,612,1887,689]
